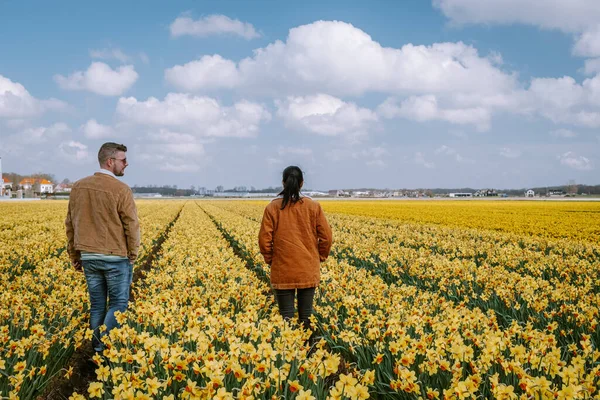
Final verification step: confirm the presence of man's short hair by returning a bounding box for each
[98,142,127,165]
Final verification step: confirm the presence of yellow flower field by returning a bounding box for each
[317,200,600,243]
[1,199,599,399]
[0,200,183,399]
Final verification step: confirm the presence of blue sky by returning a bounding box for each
[1,0,599,190]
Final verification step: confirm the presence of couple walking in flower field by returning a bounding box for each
[66,142,333,355]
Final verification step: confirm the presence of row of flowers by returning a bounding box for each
[0,200,183,399]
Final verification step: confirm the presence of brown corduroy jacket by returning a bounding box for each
[65,172,140,263]
[258,196,333,289]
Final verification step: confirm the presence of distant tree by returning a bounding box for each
[62,178,71,184]
[5,172,24,188]
[216,185,224,192]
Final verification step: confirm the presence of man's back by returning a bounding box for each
[65,142,139,355]
[66,172,140,261]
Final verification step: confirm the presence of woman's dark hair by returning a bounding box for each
[279,166,303,210]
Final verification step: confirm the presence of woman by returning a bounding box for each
[258,166,333,331]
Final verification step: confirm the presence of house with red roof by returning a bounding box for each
[19,178,54,194]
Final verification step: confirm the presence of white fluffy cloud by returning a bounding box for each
[433,0,600,33]
[558,151,593,170]
[147,130,206,156]
[16,123,71,145]
[170,20,600,132]
[59,140,89,162]
[1,75,67,118]
[80,119,115,139]
[165,55,240,91]
[116,93,271,138]
[165,21,516,98]
[525,74,600,127]
[54,62,138,96]
[276,94,377,137]
[573,25,600,57]
[137,132,205,173]
[378,95,491,131]
[170,15,260,39]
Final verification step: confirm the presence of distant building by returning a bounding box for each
[19,178,36,190]
[449,193,473,198]
[19,178,54,194]
[54,183,73,193]
[474,189,498,197]
[328,190,350,197]
[373,191,390,198]
[526,189,535,197]
[35,179,54,194]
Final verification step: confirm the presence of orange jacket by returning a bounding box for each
[258,197,333,289]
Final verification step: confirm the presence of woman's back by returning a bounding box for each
[259,196,332,289]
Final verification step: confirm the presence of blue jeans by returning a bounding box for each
[82,259,133,353]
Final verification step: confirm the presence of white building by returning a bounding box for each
[36,179,54,193]
[54,183,73,193]
[526,189,535,197]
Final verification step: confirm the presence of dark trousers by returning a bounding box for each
[273,288,316,330]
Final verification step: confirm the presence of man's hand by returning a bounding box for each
[72,260,82,271]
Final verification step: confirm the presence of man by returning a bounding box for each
[65,142,140,354]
